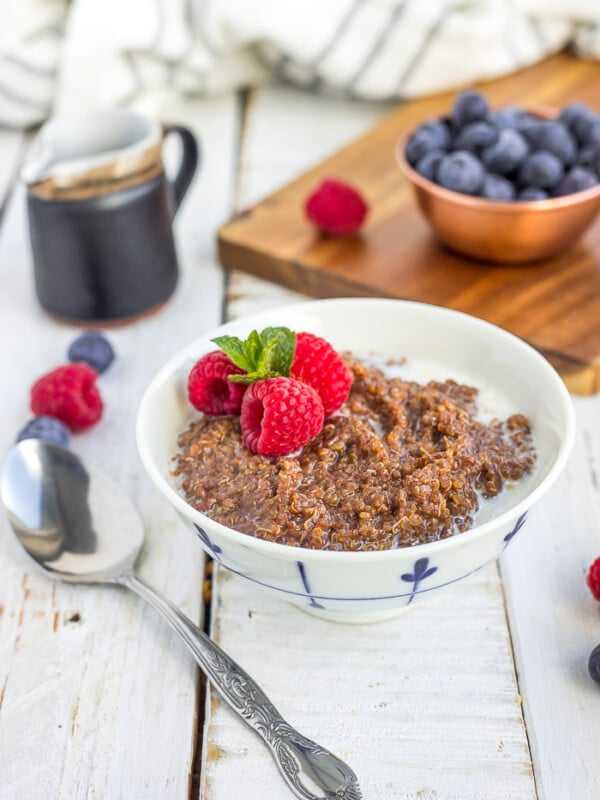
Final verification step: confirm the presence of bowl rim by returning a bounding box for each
[396,104,600,213]
[136,297,576,563]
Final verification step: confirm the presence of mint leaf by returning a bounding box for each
[260,327,296,376]
[211,335,252,372]
[243,330,264,370]
[228,369,278,385]
[212,326,297,384]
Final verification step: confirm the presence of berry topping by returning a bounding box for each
[17,416,71,448]
[68,331,115,374]
[586,557,600,601]
[437,151,485,195]
[240,377,324,457]
[202,326,353,456]
[30,364,103,432]
[291,331,352,417]
[450,91,489,129]
[405,120,451,165]
[213,326,297,385]
[589,644,600,685]
[304,178,368,236]
[188,351,247,415]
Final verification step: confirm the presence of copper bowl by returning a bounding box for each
[396,109,600,264]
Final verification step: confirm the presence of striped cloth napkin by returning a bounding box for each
[1,0,600,128]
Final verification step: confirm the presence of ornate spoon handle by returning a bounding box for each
[121,573,361,800]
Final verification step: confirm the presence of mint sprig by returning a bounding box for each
[212,326,296,385]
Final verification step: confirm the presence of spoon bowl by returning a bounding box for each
[1,440,361,800]
[2,440,143,582]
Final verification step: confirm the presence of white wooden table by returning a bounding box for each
[0,86,599,800]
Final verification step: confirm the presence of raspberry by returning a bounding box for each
[240,377,324,457]
[291,332,352,417]
[188,351,247,415]
[30,364,103,432]
[17,416,71,448]
[586,557,600,601]
[68,331,115,374]
[305,178,368,236]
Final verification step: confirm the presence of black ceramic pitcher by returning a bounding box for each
[23,110,199,324]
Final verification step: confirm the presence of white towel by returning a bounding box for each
[1,0,599,128]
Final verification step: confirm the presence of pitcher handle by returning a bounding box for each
[162,123,200,215]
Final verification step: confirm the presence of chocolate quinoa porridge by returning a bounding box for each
[173,355,535,551]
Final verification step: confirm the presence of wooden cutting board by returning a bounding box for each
[218,53,600,395]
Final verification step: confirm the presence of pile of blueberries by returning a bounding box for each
[405,90,600,201]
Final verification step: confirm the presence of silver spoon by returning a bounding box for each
[1,440,361,800]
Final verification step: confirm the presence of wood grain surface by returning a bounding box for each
[218,53,600,395]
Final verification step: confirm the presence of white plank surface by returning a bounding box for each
[501,399,600,800]
[1,82,599,800]
[0,94,237,799]
[205,564,536,800]
[200,87,537,800]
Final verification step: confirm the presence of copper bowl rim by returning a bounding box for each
[396,104,600,214]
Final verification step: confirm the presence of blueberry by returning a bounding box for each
[405,121,451,165]
[437,151,485,195]
[577,144,599,169]
[481,173,515,201]
[559,102,595,142]
[491,106,528,130]
[68,331,115,374]
[415,150,445,181]
[590,644,600,685]
[453,121,498,151]
[581,116,600,148]
[554,166,598,196]
[482,129,529,175]
[17,416,71,448]
[451,91,489,129]
[522,121,577,166]
[518,187,549,201]
[518,151,564,189]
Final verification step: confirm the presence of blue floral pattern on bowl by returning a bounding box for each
[194,523,223,560]
[503,512,528,548]
[190,514,528,615]
[296,562,325,610]
[400,557,438,605]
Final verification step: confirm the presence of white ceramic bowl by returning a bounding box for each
[136,298,575,623]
